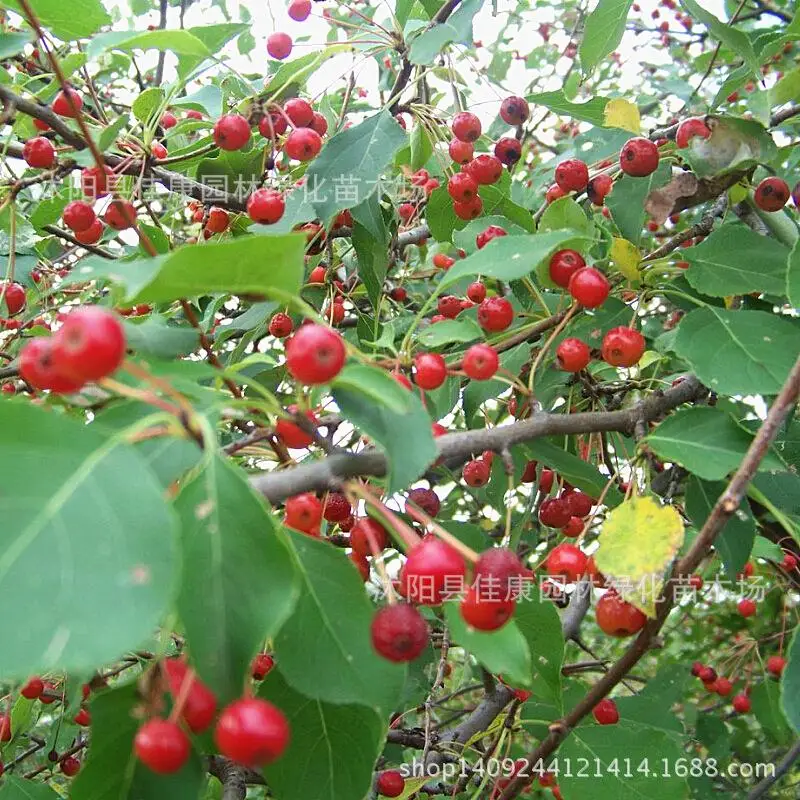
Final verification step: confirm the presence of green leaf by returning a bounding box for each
[132,87,165,124]
[0,31,33,58]
[273,530,406,713]
[97,113,129,153]
[172,85,224,118]
[672,307,799,395]
[408,0,482,65]
[782,625,800,732]
[418,318,482,347]
[443,602,532,688]
[526,91,610,126]
[0,777,61,799]
[175,456,299,704]
[439,230,589,291]
[579,0,633,76]
[267,45,351,96]
[76,234,306,304]
[333,376,437,493]
[0,402,176,678]
[513,594,564,706]
[678,0,759,76]
[614,663,689,733]
[87,29,211,59]
[71,682,206,800]
[606,161,671,246]
[410,122,433,171]
[304,111,407,221]
[2,0,110,41]
[750,679,792,744]
[260,670,385,800]
[558,721,689,799]
[30,186,71,231]
[351,219,389,310]
[770,66,800,107]
[333,363,415,415]
[539,196,594,236]
[788,236,800,309]
[683,224,788,297]
[453,215,529,255]
[685,476,756,578]
[646,406,785,481]
[123,316,199,359]
[426,185,465,242]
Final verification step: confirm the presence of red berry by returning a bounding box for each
[213,114,251,151]
[0,714,11,742]
[433,253,455,270]
[437,295,462,319]
[500,96,529,126]
[473,547,527,599]
[414,352,447,390]
[548,249,585,288]
[539,497,572,528]
[206,207,230,234]
[371,603,429,662]
[163,659,217,733]
[602,326,645,367]
[389,286,407,302]
[555,159,589,192]
[766,655,786,676]
[73,708,91,726]
[20,676,44,700]
[449,138,474,164]
[732,693,751,713]
[451,111,481,142]
[63,200,96,233]
[309,112,328,136]
[322,492,351,523]
[73,218,103,245]
[562,490,593,518]
[377,769,405,797]
[401,535,465,605]
[103,199,137,230]
[561,516,584,538]
[185,109,203,120]
[251,653,275,680]
[556,337,590,372]
[288,0,312,21]
[715,677,733,696]
[592,698,619,725]
[151,141,168,159]
[22,136,55,168]
[215,698,290,768]
[699,666,717,684]
[494,137,521,166]
[477,296,513,332]
[545,184,566,203]
[587,174,613,205]
[161,111,177,129]
[51,307,126,383]
[619,137,660,177]
[248,189,285,224]
[406,487,440,517]
[463,458,491,487]
[52,88,83,118]
[782,553,798,571]
[134,719,190,774]
[350,552,370,581]
[596,591,646,637]
[285,324,345,384]
[568,267,610,308]
[467,154,503,185]
[460,585,515,631]
[275,406,317,448]
[545,543,587,580]
[453,195,483,220]
[285,128,322,161]
[19,338,84,393]
[476,224,506,249]
[267,32,293,60]
[284,492,323,533]
[350,517,390,557]
[754,176,790,212]
[466,281,486,303]
[81,165,116,198]
[0,281,25,316]
[284,98,314,128]
[462,343,499,380]
[737,598,757,617]
[60,756,80,776]
[448,171,479,202]
[675,117,711,148]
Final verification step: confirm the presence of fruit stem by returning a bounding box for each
[345,482,422,552]
[403,503,479,564]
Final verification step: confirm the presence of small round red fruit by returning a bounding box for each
[460,585,515,631]
[549,249,585,288]
[63,200,96,233]
[285,323,345,384]
[20,676,44,700]
[602,327,645,367]
[494,137,521,166]
[52,88,83,118]
[463,458,491,487]
[134,719,190,774]
[401,536,466,605]
[377,769,405,797]
[406,487,441,517]
[414,352,447,390]
[449,138,474,164]
[545,543,587,581]
[476,224,506,249]
[619,137,660,177]
[451,111,481,142]
[267,32,293,60]
[737,598,757,617]
[766,655,786,676]
[499,96,529,126]
[103,199,137,230]
[477,296,513,332]
[22,136,55,168]
[285,128,322,161]
[1,281,25,316]
[596,591,646,637]
[592,698,619,725]
[288,0,311,21]
[556,337,590,372]
[213,114,251,151]
[251,653,274,680]
[247,188,285,224]
[284,98,314,128]
[467,154,503,185]
[463,343,499,380]
[52,306,126,383]
[732,693,751,714]
[448,172,479,202]
[754,176,790,212]
[587,174,613,205]
[350,517,390,557]
[214,698,290,768]
[371,603,429,661]
[555,159,589,192]
[568,267,610,308]
[453,196,483,220]
[60,756,81,776]
[275,406,317,449]
[466,281,486,303]
[675,117,711,148]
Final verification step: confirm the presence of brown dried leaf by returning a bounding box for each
[645,172,699,224]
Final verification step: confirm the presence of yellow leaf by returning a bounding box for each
[603,99,641,134]
[595,495,684,618]
[610,237,642,280]
[728,181,748,204]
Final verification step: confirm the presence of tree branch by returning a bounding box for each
[746,738,800,799]
[499,354,800,799]
[249,376,706,504]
